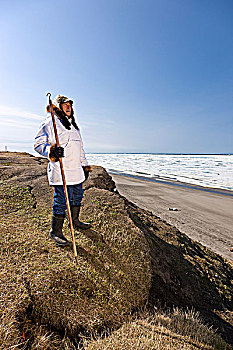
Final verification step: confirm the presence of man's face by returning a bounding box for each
[61,102,72,117]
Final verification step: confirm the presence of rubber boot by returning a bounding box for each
[71,205,92,230]
[49,214,70,246]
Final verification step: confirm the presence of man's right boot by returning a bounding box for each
[71,205,92,230]
[49,213,70,246]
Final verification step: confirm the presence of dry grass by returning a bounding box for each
[84,308,232,350]
[0,183,151,349]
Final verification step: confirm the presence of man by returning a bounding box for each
[34,94,92,247]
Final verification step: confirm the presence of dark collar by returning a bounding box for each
[54,107,79,131]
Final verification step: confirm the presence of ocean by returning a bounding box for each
[86,154,233,191]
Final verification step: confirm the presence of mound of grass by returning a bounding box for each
[0,183,151,349]
[84,308,232,350]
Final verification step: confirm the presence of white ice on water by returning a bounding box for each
[86,154,233,191]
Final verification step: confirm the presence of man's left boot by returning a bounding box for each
[71,205,92,230]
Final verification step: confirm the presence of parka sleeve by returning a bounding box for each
[34,120,53,159]
[79,131,88,166]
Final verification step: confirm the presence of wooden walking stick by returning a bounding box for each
[47,92,78,264]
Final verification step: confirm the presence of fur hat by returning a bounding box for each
[53,94,74,109]
[46,95,79,131]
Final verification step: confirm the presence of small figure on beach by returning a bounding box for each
[34,94,92,246]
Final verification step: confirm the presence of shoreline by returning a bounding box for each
[111,173,233,262]
[109,171,233,196]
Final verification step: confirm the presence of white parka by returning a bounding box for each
[34,113,88,185]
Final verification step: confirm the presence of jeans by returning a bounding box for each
[52,184,84,215]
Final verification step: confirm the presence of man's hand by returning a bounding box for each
[82,165,92,181]
[49,144,64,162]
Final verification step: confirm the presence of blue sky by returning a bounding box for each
[0,0,232,154]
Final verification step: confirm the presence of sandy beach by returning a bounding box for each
[112,174,233,261]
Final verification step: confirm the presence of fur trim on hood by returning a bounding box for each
[46,104,79,131]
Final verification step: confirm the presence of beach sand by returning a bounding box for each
[112,174,233,261]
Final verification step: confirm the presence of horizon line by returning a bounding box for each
[0,150,232,156]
